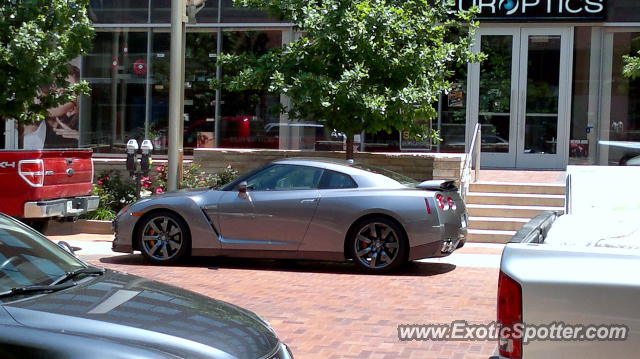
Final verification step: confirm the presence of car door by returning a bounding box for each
[216,164,323,251]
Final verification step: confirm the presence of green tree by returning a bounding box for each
[623,52,640,79]
[0,0,94,131]
[215,0,483,158]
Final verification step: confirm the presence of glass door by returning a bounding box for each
[468,27,572,169]
[515,28,572,169]
[468,28,520,168]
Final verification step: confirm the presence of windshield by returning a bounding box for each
[0,215,85,293]
[352,164,417,185]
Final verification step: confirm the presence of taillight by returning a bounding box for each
[435,193,446,210]
[498,271,523,359]
[447,197,456,211]
[18,159,45,187]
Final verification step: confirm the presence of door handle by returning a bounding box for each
[300,198,318,204]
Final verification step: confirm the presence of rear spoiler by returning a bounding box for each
[415,180,457,191]
[509,211,561,244]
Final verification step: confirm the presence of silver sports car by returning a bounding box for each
[112,158,467,273]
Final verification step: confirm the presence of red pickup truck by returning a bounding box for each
[0,149,99,231]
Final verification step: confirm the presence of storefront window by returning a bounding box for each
[569,27,592,165]
[602,32,640,165]
[221,0,278,23]
[89,0,149,24]
[439,65,468,154]
[82,29,149,153]
[477,35,513,154]
[219,30,282,149]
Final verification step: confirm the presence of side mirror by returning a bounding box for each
[238,181,248,193]
[58,241,81,256]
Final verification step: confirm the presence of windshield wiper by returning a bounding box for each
[50,266,106,286]
[0,282,76,299]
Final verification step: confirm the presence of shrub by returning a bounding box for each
[87,171,137,220]
[151,163,239,193]
[87,164,239,220]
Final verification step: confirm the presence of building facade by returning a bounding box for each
[3,0,640,170]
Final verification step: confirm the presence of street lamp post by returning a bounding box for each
[167,0,186,191]
[167,0,207,191]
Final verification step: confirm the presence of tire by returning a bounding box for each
[136,211,190,265]
[348,217,408,273]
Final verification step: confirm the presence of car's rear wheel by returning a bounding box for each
[137,211,190,265]
[349,217,408,273]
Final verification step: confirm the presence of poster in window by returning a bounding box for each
[22,59,81,149]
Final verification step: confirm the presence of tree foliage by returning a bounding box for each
[0,0,94,124]
[623,52,640,79]
[216,0,483,155]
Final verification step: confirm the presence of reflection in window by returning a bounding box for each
[220,31,282,149]
[246,165,323,191]
[89,0,150,24]
[606,32,640,165]
[82,30,149,153]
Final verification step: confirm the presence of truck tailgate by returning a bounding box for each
[0,149,94,217]
[501,243,640,358]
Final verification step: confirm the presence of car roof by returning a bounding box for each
[271,157,408,188]
[273,157,358,171]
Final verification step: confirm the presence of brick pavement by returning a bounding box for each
[83,251,498,359]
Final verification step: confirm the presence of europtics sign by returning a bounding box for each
[455,0,606,21]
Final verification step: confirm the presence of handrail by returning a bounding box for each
[460,123,481,200]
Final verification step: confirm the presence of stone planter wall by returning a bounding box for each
[193,148,465,182]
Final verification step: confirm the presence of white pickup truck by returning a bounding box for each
[496,166,640,359]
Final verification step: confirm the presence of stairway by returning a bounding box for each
[465,182,566,243]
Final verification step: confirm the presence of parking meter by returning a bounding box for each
[126,139,139,176]
[140,140,153,176]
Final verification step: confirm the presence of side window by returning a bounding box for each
[246,165,323,191]
[318,170,357,189]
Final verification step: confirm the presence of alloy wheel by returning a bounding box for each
[141,216,183,261]
[354,222,400,270]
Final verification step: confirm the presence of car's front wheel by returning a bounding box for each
[137,211,190,265]
[349,217,408,273]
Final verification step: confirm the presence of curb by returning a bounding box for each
[46,219,113,236]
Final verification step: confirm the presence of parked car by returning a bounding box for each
[113,158,467,273]
[0,149,99,231]
[496,166,640,358]
[0,213,292,359]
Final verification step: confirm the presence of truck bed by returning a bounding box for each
[499,211,640,358]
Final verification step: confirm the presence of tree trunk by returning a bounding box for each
[17,122,24,149]
[345,133,354,160]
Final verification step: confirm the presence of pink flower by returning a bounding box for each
[143,183,150,189]
[97,180,103,186]
[155,188,164,194]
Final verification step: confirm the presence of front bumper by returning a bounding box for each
[23,195,100,218]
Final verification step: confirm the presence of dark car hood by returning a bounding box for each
[1,270,279,359]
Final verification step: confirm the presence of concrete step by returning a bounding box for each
[466,192,565,207]
[469,182,566,195]
[467,229,516,243]
[468,217,530,231]
[467,204,565,218]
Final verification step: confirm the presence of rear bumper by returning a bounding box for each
[409,228,467,260]
[23,195,100,218]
